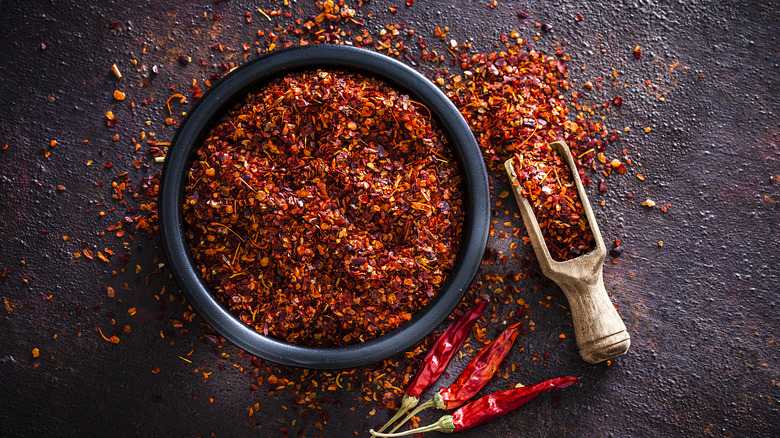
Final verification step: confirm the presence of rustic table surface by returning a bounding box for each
[1,1,778,437]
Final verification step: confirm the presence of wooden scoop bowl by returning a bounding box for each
[504,141,630,364]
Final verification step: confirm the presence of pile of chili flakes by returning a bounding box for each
[511,147,596,261]
[445,44,617,176]
[184,70,465,347]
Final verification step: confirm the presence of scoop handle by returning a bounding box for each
[558,272,630,364]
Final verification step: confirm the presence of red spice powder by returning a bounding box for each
[183,70,465,347]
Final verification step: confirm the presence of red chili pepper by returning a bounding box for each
[375,301,488,433]
[370,376,579,436]
[438,321,522,409]
[388,322,522,433]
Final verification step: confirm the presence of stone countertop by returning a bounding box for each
[1,1,777,437]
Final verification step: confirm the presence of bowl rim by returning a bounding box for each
[158,44,489,369]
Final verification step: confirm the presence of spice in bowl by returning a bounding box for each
[183,70,465,347]
[510,145,595,261]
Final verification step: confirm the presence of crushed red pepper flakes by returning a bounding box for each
[446,43,620,175]
[184,70,464,347]
[511,146,596,261]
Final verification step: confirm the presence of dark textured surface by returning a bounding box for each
[1,1,778,437]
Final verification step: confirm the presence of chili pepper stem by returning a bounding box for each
[370,415,455,437]
[374,394,419,433]
[388,393,444,433]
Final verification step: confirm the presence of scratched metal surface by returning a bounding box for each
[0,0,778,437]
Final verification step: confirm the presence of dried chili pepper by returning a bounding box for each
[388,321,522,433]
[375,301,488,433]
[371,376,579,436]
[184,70,465,347]
[511,147,595,261]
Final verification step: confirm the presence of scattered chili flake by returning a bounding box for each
[114,90,126,101]
[612,96,624,107]
[111,63,122,78]
[184,70,464,347]
[641,199,656,208]
[257,8,271,21]
[32,348,40,358]
[166,93,186,115]
[97,327,120,344]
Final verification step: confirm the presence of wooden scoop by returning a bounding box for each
[504,141,630,364]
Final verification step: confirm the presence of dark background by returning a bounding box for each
[1,1,778,437]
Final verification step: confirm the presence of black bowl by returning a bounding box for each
[159,45,489,369]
